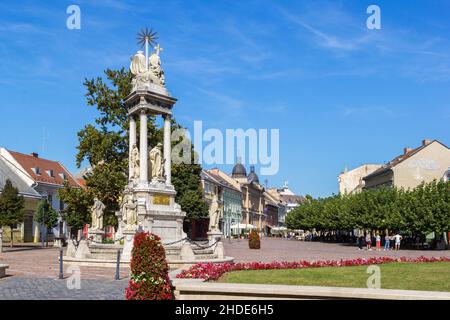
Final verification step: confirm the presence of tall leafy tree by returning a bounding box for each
[58,182,93,236]
[59,68,208,231]
[0,180,25,248]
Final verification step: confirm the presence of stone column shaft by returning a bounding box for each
[139,111,148,183]
[163,115,172,185]
[129,116,137,181]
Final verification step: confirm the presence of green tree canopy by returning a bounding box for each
[286,180,450,239]
[0,179,25,247]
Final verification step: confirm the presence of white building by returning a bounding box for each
[0,148,81,242]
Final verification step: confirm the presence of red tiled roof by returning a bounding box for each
[8,150,80,187]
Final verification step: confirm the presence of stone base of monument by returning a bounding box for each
[64,237,234,270]
[88,229,104,244]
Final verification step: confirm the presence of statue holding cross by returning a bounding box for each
[149,44,165,86]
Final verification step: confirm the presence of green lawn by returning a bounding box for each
[219,262,450,292]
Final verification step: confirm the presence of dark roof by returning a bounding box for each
[247,165,260,184]
[0,158,41,199]
[232,163,247,178]
[363,140,448,181]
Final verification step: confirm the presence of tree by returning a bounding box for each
[0,180,25,248]
[59,67,208,232]
[34,199,59,247]
[58,182,93,236]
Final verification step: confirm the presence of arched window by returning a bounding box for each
[444,169,450,182]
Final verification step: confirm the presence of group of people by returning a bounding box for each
[358,232,403,251]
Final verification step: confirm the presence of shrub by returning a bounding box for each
[125,232,174,300]
[249,231,261,249]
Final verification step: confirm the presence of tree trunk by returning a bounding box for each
[46,228,49,247]
[10,227,13,248]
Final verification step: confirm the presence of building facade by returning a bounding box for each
[0,148,81,242]
[363,140,450,190]
[0,156,42,243]
[204,169,243,237]
[267,182,304,226]
[338,164,382,194]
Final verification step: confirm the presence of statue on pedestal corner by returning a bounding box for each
[91,198,106,230]
[122,194,137,230]
[208,194,222,232]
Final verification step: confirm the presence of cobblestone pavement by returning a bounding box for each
[223,238,450,263]
[1,239,449,300]
[0,277,128,300]
[0,245,130,280]
[0,244,130,300]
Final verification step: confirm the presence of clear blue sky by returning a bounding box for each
[0,0,449,197]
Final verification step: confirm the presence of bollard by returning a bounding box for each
[59,249,64,279]
[115,250,121,280]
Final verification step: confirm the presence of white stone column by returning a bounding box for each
[139,110,148,184]
[129,115,137,181]
[163,114,172,185]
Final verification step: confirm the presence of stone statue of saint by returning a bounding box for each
[149,45,165,87]
[91,198,106,230]
[122,194,137,230]
[150,143,165,180]
[131,144,140,180]
[208,194,222,232]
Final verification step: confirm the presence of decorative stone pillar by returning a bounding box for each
[129,115,137,181]
[163,114,172,185]
[139,110,148,184]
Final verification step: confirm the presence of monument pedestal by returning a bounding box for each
[121,230,136,262]
[88,229,103,244]
[207,230,223,246]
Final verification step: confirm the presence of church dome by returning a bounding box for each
[232,163,247,178]
[247,166,260,184]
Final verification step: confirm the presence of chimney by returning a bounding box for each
[422,139,432,146]
[403,147,412,155]
[31,152,39,158]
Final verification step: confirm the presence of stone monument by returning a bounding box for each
[115,28,186,261]
[65,29,233,269]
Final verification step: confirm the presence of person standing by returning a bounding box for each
[376,233,381,251]
[384,234,391,251]
[394,233,402,251]
[366,232,372,251]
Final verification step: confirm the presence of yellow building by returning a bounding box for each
[363,139,450,190]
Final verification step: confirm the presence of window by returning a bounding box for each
[34,167,41,175]
[59,199,64,211]
[47,170,54,177]
[47,195,53,208]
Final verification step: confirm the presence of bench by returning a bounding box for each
[0,264,9,278]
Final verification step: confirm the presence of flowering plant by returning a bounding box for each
[176,256,450,281]
[248,230,260,249]
[125,232,174,300]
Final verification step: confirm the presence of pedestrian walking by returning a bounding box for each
[376,233,381,251]
[394,233,402,251]
[384,234,391,251]
[366,232,372,251]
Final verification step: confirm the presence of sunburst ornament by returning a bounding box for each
[136,28,158,48]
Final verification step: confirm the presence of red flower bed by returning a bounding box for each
[176,256,450,281]
[126,232,174,300]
